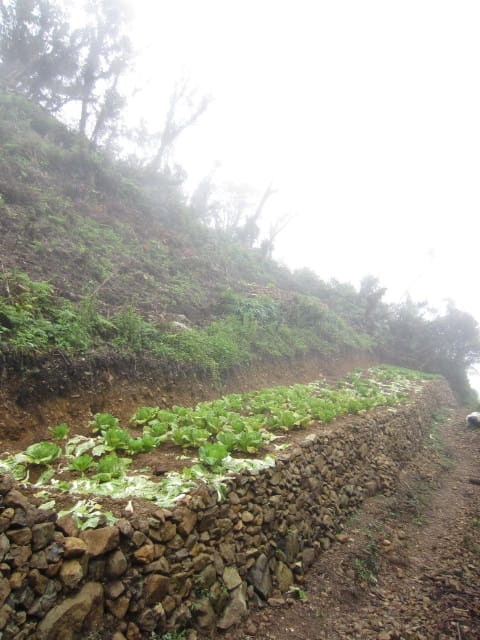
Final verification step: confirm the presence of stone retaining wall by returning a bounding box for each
[0,380,456,639]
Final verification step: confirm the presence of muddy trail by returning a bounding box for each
[220,408,480,640]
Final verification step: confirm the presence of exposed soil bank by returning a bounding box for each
[0,351,377,449]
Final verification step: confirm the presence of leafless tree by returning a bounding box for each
[148,78,212,172]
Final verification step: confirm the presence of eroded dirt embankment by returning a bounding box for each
[0,352,377,449]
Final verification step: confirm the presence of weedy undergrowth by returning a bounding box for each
[353,532,379,584]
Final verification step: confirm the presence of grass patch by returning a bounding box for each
[353,533,379,584]
[0,270,371,380]
[429,408,456,471]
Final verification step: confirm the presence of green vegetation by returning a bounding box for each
[0,366,438,509]
[68,454,95,475]
[0,271,93,353]
[0,269,372,381]
[48,423,69,440]
[153,631,187,640]
[428,408,455,471]
[353,533,379,584]
[0,85,478,399]
[24,441,61,465]
[287,586,308,600]
[57,500,117,531]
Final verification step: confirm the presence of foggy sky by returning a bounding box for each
[126,0,480,392]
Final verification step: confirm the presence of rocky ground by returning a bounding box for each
[219,407,480,640]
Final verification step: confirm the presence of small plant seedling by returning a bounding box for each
[353,533,379,584]
[49,423,70,439]
[353,556,378,584]
[154,631,187,640]
[69,454,95,474]
[288,585,307,600]
[130,406,160,426]
[90,413,119,433]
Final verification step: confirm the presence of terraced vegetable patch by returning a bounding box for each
[0,366,440,525]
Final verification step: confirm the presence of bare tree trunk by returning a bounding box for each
[148,79,211,172]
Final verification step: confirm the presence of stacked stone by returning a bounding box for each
[0,379,456,639]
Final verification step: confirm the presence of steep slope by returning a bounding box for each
[0,87,282,322]
[0,88,374,333]
[0,88,375,412]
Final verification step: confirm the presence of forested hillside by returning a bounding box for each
[0,85,479,403]
[1,6,480,640]
[0,0,479,405]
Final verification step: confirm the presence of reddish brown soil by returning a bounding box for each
[0,352,376,451]
[220,408,480,640]
[0,353,377,519]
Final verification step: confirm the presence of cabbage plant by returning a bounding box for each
[25,442,62,466]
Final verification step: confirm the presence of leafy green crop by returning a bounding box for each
[57,500,117,530]
[64,434,105,458]
[145,420,170,439]
[25,441,62,465]
[103,426,132,452]
[171,426,210,448]
[215,431,237,451]
[69,454,95,474]
[0,366,437,512]
[198,443,229,468]
[130,406,160,427]
[0,454,29,481]
[127,433,157,454]
[93,453,131,481]
[90,413,119,433]
[48,423,70,440]
[235,430,266,453]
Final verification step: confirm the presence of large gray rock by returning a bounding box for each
[144,573,169,605]
[217,583,248,630]
[36,581,104,640]
[209,580,230,615]
[106,594,130,619]
[191,596,216,636]
[0,577,11,607]
[32,522,55,550]
[222,566,242,591]
[28,580,58,618]
[0,534,10,561]
[0,474,14,495]
[0,603,13,630]
[275,560,294,592]
[247,553,272,599]
[63,537,88,559]
[133,542,154,564]
[174,507,198,536]
[6,527,32,546]
[285,530,300,562]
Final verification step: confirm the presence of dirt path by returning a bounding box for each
[220,408,480,640]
